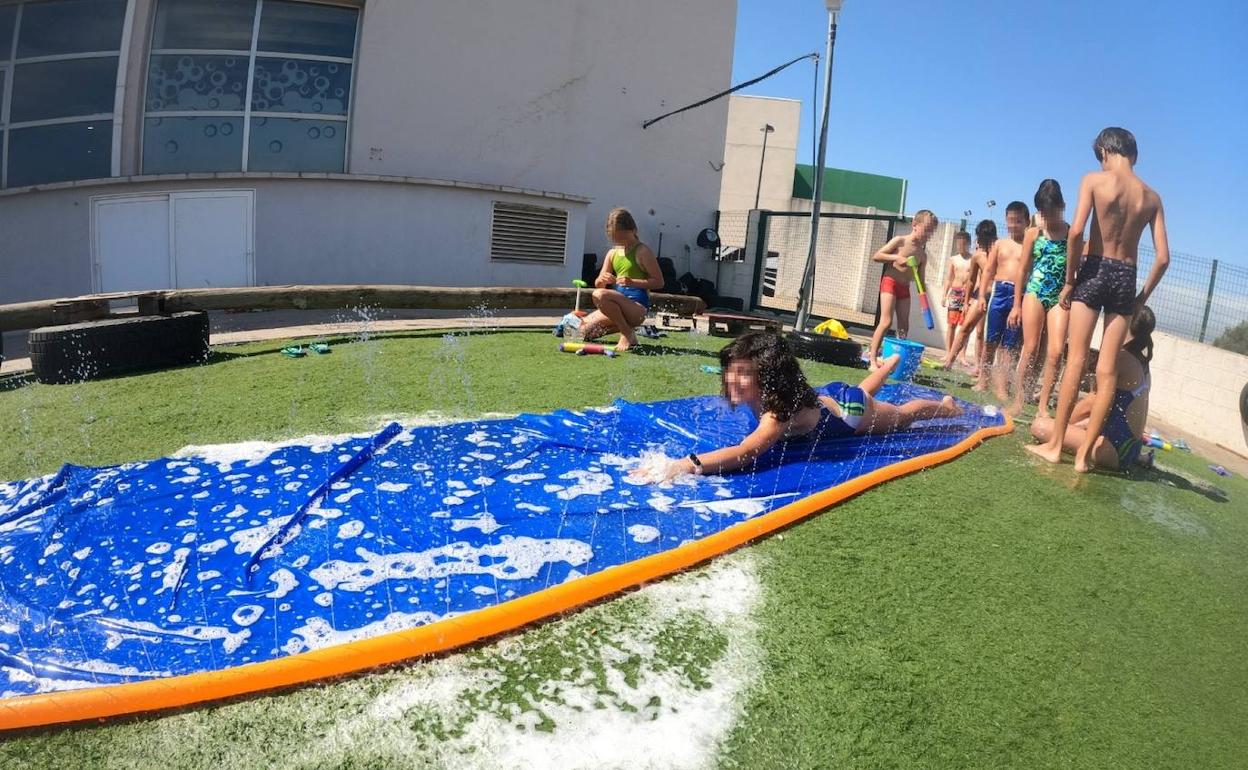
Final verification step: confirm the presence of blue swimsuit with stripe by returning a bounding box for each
[1101,361,1149,467]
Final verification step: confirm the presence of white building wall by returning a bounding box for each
[717,95,801,213]
[349,0,736,279]
[0,176,587,301]
[0,0,737,305]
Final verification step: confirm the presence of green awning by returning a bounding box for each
[792,164,905,212]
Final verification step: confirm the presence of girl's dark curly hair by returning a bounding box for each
[719,332,818,422]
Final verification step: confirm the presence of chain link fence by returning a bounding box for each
[954,215,1247,345]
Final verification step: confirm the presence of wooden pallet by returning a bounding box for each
[690,312,783,337]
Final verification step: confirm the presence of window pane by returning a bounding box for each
[11,57,119,122]
[247,117,344,172]
[258,1,357,58]
[8,120,111,187]
[143,116,243,173]
[0,5,16,60]
[251,58,350,115]
[16,0,126,58]
[147,54,249,112]
[151,0,257,51]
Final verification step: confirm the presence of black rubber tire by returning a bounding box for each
[1240,381,1248,425]
[29,312,209,384]
[786,331,863,367]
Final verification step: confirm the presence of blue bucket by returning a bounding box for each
[881,337,925,382]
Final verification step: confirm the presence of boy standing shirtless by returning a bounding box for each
[980,201,1029,399]
[941,219,997,372]
[942,230,974,360]
[1028,127,1169,472]
[867,209,937,369]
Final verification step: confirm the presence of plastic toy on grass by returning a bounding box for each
[553,279,590,337]
[813,318,849,339]
[1210,464,1232,478]
[700,364,722,375]
[281,346,305,358]
[905,255,935,330]
[1144,433,1172,451]
[559,342,617,358]
[309,343,331,355]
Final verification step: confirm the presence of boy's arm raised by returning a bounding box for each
[1137,198,1170,309]
[1061,174,1095,309]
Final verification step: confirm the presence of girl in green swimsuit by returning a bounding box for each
[1006,180,1070,418]
[579,208,665,352]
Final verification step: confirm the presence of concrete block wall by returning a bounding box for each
[1147,332,1248,454]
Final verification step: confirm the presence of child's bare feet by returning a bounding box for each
[941,395,963,417]
[993,387,1009,403]
[1004,398,1024,418]
[1025,441,1063,464]
[1072,447,1093,473]
[971,380,988,392]
[615,335,636,353]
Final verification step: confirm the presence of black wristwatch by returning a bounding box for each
[687,453,703,474]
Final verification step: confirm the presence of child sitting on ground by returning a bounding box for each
[643,332,962,481]
[578,207,665,352]
[1028,306,1155,470]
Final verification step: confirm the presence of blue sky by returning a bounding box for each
[730,0,1248,266]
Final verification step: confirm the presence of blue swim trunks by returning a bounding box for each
[985,281,1022,350]
[823,382,867,435]
[617,285,651,308]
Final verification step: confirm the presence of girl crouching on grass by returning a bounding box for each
[641,332,963,482]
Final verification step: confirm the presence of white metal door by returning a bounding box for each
[171,191,255,289]
[93,195,173,293]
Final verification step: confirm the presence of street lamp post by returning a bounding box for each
[793,0,844,333]
[754,124,775,209]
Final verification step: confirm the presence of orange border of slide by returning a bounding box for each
[0,416,1012,731]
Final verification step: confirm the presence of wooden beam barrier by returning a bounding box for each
[0,285,707,332]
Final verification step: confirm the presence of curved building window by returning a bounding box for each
[143,0,359,175]
[0,0,128,188]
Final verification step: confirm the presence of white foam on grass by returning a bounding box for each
[292,552,762,770]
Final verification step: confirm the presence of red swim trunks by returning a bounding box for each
[879,275,911,300]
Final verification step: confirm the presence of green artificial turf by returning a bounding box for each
[2,328,1245,769]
